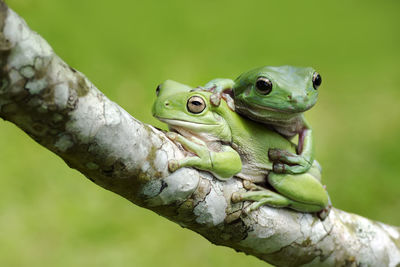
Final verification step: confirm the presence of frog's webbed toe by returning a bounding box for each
[231,190,291,209]
[273,162,311,174]
[168,159,180,172]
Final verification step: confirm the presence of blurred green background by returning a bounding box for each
[1,0,399,266]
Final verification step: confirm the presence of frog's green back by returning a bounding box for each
[213,98,297,171]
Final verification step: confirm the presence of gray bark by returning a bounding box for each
[0,2,399,266]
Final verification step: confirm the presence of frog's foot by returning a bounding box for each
[268,148,312,174]
[231,190,291,212]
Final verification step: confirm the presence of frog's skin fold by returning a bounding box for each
[152,80,329,215]
[204,66,320,175]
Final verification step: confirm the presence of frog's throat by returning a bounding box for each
[255,103,311,113]
[157,117,221,139]
[168,125,223,144]
[235,104,303,124]
[235,105,304,137]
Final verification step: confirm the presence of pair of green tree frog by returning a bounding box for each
[152,66,330,219]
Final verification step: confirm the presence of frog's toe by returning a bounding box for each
[248,201,265,211]
[166,132,178,140]
[231,192,243,203]
[168,159,180,172]
[243,180,258,190]
[268,148,287,161]
[272,163,286,173]
[210,93,221,106]
[316,204,332,221]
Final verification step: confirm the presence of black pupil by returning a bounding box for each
[256,79,272,94]
[156,85,161,95]
[314,75,321,86]
[191,101,202,106]
[313,73,322,89]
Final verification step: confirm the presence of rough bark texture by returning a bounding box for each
[0,2,399,266]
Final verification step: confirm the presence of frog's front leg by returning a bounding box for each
[204,78,235,93]
[269,120,314,174]
[167,132,242,180]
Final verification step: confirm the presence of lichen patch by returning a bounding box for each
[145,168,199,207]
[54,133,74,152]
[53,83,69,109]
[194,184,227,226]
[25,78,47,94]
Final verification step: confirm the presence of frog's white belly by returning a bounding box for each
[236,164,270,183]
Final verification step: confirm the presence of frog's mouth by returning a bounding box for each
[156,118,218,128]
[241,101,313,114]
[235,95,316,114]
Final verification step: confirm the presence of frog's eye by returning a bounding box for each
[187,96,206,114]
[156,85,161,96]
[312,72,322,89]
[255,77,273,95]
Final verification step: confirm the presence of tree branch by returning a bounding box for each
[0,2,399,266]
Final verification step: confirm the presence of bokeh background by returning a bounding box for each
[1,0,399,266]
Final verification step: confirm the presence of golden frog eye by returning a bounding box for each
[312,72,322,89]
[255,77,273,95]
[187,96,206,114]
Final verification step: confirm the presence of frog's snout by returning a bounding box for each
[151,99,171,118]
[288,94,306,104]
[287,94,316,111]
[287,94,299,104]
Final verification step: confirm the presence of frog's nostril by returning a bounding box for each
[291,95,307,104]
[164,101,170,107]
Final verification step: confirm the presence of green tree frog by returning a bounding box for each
[204,66,321,175]
[152,80,329,216]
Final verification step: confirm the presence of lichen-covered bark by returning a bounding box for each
[0,2,399,266]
